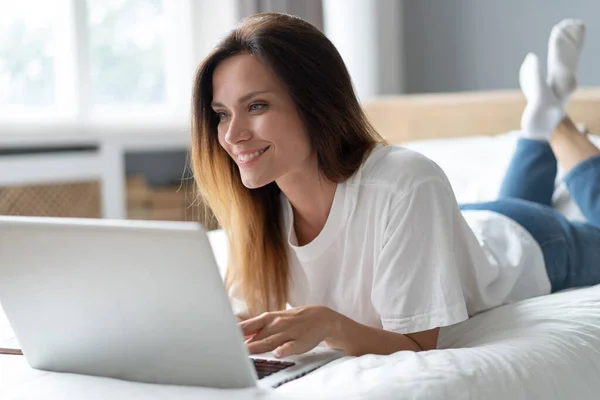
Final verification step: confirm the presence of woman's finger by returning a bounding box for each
[239,313,272,337]
[246,319,288,343]
[246,333,292,355]
[274,340,303,358]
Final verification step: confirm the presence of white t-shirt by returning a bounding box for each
[283,145,551,334]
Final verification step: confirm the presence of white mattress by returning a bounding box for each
[2,133,600,399]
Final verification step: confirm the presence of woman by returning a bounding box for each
[191,13,598,358]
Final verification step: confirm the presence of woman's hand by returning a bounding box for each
[239,305,339,358]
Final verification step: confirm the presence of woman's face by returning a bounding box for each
[212,54,314,189]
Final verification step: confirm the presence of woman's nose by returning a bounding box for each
[224,115,252,145]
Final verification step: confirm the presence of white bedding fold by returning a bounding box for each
[277,285,600,400]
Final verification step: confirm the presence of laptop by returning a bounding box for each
[0,216,343,388]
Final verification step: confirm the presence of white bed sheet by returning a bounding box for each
[2,285,600,399]
[2,133,600,399]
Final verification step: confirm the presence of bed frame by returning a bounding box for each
[362,87,600,144]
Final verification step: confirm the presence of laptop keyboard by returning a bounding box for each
[252,358,295,379]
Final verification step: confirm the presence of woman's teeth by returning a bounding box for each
[238,147,267,162]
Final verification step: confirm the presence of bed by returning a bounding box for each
[2,88,600,399]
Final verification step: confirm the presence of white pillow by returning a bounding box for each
[402,131,600,222]
[401,132,517,203]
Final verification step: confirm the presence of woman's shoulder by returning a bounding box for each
[354,144,451,192]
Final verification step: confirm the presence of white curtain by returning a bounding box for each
[323,0,405,100]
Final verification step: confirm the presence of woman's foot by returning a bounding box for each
[547,19,586,104]
[519,53,565,140]
[519,19,586,141]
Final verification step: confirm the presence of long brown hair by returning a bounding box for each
[191,12,385,316]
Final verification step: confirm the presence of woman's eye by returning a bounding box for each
[215,111,228,121]
[248,103,267,112]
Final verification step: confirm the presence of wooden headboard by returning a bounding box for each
[362,87,600,145]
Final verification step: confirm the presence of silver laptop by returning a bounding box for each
[0,216,342,388]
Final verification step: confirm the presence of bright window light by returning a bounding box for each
[0,1,58,107]
[0,0,238,132]
[87,0,167,106]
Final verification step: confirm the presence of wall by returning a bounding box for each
[237,0,323,28]
[403,0,600,93]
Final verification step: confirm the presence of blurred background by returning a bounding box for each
[0,0,599,228]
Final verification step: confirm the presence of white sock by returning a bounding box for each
[547,19,586,104]
[519,53,565,140]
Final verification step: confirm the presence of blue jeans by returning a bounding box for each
[460,138,600,292]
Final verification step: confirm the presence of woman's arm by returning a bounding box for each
[240,306,439,358]
[327,311,439,356]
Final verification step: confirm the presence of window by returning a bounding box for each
[87,0,166,106]
[0,1,57,107]
[0,0,69,122]
[0,0,239,129]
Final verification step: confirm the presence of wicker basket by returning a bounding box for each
[0,181,101,218]
[0,177,219,230]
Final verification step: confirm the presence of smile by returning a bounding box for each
[237,146,270,163]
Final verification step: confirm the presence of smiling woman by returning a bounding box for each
[190,13,600,361]
[190,14,441,358]
[191,13,382,321]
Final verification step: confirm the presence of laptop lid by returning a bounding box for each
[0,216,258,388]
